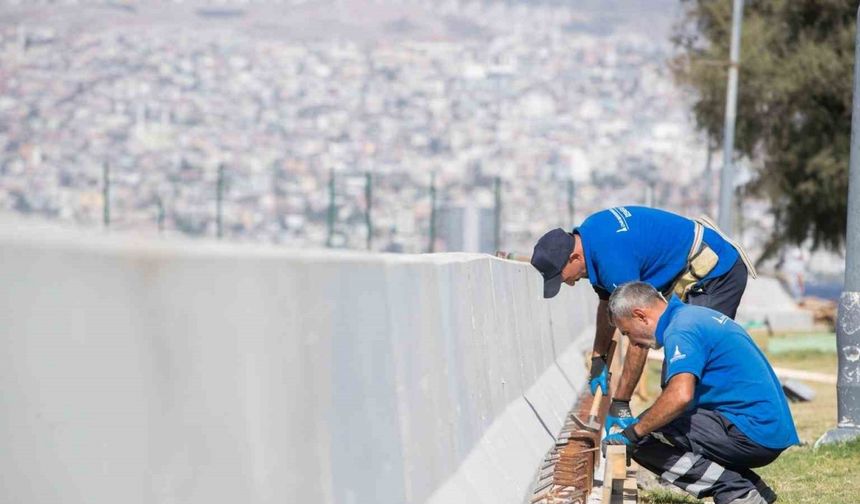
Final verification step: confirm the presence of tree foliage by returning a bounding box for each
[672,0,856,258]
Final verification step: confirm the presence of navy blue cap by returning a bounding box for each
[531,228,574,299]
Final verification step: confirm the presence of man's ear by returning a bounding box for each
[569,246,586,263]
[569,234,581,263]
[632,307,648,323]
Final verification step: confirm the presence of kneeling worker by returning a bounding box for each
[602,282,798,504]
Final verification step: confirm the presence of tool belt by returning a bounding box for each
[670,216,758,301]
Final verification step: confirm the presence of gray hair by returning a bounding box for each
[608,282,665,324]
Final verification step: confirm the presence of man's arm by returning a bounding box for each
[603,343,648,433]
[613,344,648,401]
[592,299,615,357]
[588,299,616,396]
[632,373,696,437]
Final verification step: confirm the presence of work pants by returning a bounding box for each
[631,408,783,504]
[686,257,748,319]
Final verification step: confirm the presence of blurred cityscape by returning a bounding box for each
[0,0,839,283]
[0,0,718,251]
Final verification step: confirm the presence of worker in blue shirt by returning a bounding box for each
[602,282,798,504]
[530,206,757,435]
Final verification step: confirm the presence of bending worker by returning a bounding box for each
[602,282,797,504]
[530,206,756,432]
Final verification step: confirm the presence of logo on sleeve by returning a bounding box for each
[712,315,728,325]
[669,345,687,363]
[609,207,631,233]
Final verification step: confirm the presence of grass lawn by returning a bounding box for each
[632,338,860,504]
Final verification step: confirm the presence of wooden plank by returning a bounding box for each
[621,464,639,503]
[634,358,650,401]
[601,447,640,503]
[609,334,623,392]
[602,445,627,503]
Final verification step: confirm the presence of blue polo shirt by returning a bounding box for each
[656,296,799,450]
[574,206,738,299]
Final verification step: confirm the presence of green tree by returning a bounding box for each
[672,0,856,260]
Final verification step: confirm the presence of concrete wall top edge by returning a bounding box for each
[0,215,524,267]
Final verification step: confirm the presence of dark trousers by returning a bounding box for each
[686,257,748,319]
[632,409,783,504]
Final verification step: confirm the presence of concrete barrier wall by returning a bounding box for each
[0,219,597,504]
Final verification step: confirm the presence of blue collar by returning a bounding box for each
[573,228,600,287]
[655,296,685,347]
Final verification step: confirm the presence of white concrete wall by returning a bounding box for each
[0,219,596,504]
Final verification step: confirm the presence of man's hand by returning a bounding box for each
[601,422,641,461]
[589,356,609,395]
[605,399,636,434]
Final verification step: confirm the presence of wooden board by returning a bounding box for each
[601,445,639,503]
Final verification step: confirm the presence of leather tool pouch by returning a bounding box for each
[672,245,719,301]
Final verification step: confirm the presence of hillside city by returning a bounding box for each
[0,0,781,260]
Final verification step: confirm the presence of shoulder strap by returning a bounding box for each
[695,215,758,279]
[689,221,705,262]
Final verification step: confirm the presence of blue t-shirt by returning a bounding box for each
[574,206,739,299]
[656,297,799,450]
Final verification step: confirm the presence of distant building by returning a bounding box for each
[438,203,496,254]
